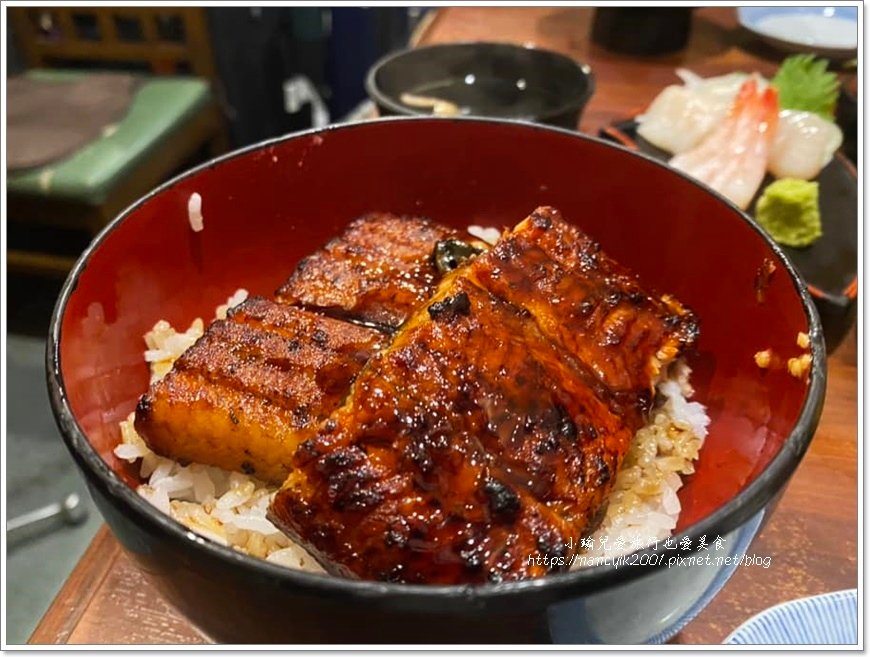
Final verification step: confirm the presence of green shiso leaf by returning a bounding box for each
[771,54,840,121]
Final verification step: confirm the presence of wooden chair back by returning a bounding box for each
[9,6,217,79]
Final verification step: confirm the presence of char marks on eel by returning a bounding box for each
[135,214,455,485]
[269,207,699,583]
[135,298,388,485]
[276,212,459,330]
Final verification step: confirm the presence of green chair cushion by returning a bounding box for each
[7,70,211,205]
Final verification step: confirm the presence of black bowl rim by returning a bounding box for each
[47,116,826,610]
[365,41,596,123]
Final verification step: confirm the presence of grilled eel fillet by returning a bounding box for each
[471,206,699,396]
[135,298,388,484]
[269,207,698,584]
[277,212,459,329]
[135,214,455,483]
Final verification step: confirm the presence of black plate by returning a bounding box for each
[601,119,857,351]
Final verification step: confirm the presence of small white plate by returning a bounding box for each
[725,589,858,645]
[738,6,858,59]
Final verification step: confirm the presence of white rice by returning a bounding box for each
[115,269,708,574]
[467,225,501,245]
[580,363,708,562]
[187,192,204,232]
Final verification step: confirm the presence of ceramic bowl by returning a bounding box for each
[48,118,825,643]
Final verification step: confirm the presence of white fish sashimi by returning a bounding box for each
[637,72,751,154]
[637,86,726,154]
[768,110,843,180]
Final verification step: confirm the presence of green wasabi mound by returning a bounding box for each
[756,179,822,248]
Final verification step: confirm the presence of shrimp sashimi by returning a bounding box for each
[669,79,779,210]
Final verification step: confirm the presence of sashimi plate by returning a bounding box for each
[600,118,857,351]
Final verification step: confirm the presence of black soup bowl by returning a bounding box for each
[366,42,595,129]
[48,118,825,644]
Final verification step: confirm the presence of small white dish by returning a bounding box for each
[725,589,858,645]
[738,6,858,59]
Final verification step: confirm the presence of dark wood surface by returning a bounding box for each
[30,7,858,645]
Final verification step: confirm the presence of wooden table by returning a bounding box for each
[30,7,858,645]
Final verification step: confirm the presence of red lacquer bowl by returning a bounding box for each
[47,118,825,644]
